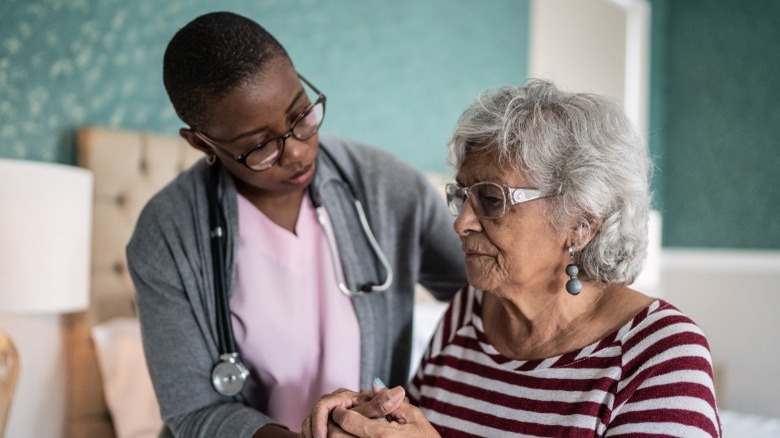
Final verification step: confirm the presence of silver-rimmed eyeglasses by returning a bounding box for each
[193,74,326,172]
[445,181,548,219]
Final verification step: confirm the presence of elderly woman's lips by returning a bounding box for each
[462,240,492,256]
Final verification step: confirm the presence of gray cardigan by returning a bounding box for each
[126,135,466,437]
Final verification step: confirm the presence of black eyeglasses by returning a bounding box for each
[445,181,548,219]
[193,74,326,172]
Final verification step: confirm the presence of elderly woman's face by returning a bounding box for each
[453,151,569,296]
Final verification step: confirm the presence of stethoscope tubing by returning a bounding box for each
[315,195,393,297]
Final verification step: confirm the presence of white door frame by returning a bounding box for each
[528,0,651,139]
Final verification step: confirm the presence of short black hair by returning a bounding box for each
[163,11,290,128]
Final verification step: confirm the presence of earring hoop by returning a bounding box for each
[565,246,582,295]
[206,153,216,165]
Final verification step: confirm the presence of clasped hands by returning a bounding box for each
[298,380,439,438]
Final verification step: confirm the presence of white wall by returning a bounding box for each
[662,249,780,418]
[528,0,650,138]
[530,0,627,99]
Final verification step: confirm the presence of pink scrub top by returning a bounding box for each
[230,193,361,430]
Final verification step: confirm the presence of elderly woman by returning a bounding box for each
[301,79,721,437]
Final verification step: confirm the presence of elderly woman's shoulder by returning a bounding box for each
[624,299,705,335]
[645,299,701,325]
[619,298,712,361]
[616,298,717,421]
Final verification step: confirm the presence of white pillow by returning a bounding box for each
[720,410,780,438]
[410,299,448,379]
[92,317,163,438]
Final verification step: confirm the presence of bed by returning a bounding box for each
[64,126,780,438]
[66,126,201,438]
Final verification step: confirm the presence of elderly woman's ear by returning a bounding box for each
[567,216,601,251]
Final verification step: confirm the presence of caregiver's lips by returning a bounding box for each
[288,163,315,185]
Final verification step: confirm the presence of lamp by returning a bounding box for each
[0,158,92,438]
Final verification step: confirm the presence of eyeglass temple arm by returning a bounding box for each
[508,187,546,205]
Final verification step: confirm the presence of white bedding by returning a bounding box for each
[92,317,163,438]
[720,410,780,437]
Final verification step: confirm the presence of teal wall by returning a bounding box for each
[0,0,529,172]
[649,0,780,249]
[3,0,778,249]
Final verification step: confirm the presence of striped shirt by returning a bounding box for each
[409,286,721,437]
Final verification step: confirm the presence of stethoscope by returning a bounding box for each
[207,145,393,396]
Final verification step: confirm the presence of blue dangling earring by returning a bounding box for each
[565,246,582,295]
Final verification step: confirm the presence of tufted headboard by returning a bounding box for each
[66,126,201,438]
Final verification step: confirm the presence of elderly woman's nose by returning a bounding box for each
[453,200,482,235]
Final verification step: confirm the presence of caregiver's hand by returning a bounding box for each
[299,384,405,438]
[331,398,440,438]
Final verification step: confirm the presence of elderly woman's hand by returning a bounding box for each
[298,384,405,438]
[331,398,440,438]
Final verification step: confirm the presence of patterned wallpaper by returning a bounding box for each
[0,0,529,169]
[1,0,181,163]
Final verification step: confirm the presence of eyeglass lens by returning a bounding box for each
[244,100,325,170]
[446,182,507,219]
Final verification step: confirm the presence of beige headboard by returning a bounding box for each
[66,126,201,438]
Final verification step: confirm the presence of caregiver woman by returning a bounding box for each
[126,11,466,438]
[304,79,721,437]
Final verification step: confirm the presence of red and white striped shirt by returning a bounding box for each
[409,286,721,437]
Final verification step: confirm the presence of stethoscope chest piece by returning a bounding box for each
[212,353,249,396]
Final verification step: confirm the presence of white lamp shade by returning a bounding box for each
[0,158,93,313]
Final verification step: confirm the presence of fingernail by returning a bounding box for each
[373,376,387,388]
